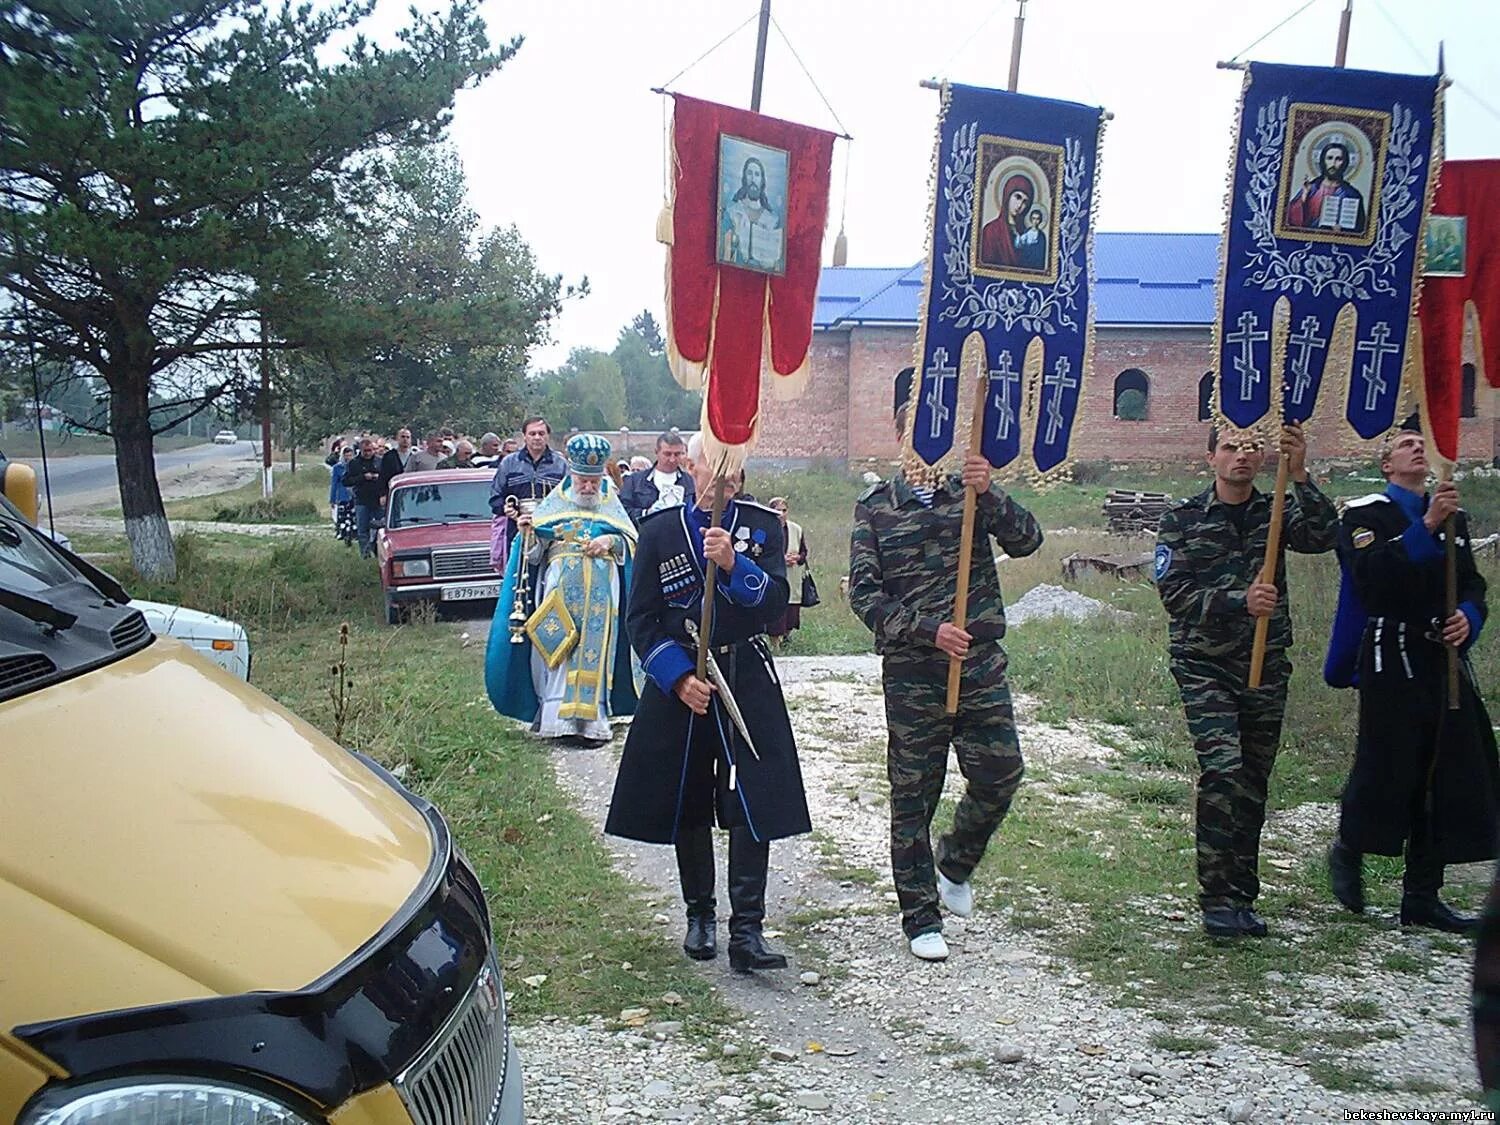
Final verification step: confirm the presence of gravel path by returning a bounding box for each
[511,654,1486,1123]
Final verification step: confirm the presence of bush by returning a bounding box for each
[1115,388,1148,421]
[121,532,378,633]
[212,494,321,524]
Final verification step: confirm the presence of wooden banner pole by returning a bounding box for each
[1247,454,1289,688]
[1250,4,1352,688]
[696,472,730,679]
[943,2,1026,715]
[1440,461,1460,708]
[945,370,991,714]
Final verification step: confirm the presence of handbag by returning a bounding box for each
[800,569,821,608]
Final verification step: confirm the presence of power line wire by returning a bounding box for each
[655,9,759,93]
[1225,0,1323,64]
[930,1,1009,79]
[1369,0,1500,128]
[768,14,852,138]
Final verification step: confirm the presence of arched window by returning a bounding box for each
[1462,362,1478,419]
[1197,372,1214,421]
[1113,369,1149,421]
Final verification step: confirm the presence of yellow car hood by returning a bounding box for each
[0,640,434,1029]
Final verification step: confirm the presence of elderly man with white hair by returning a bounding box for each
[605,433,811,973]
[485,433,638,745]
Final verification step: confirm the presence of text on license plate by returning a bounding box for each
[440,582,500,602]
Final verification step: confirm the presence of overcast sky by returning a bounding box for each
[431,0,1500,370]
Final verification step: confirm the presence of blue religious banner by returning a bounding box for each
[903,83,1105,481]
[1216,62,1442,440]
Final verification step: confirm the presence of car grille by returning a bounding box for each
[0,653,56,694]
[110,610,152,650]
[432,547,494,580]
[394,957,508,1125]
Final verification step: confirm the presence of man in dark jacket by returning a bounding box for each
[1325,429,1500,933]
[379,427,415,499]
[1155,424,1338,938]
[605,433,810,974]
[345,436,386,559]
[488,416,566,532]
[620,431,695,523]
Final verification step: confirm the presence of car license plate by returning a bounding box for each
[440,582,500,602]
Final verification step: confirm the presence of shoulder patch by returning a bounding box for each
[1153,543,1172,581]
[1351,528,1376,550]
[734,499,779,517]
[637,505,679,525]
[857,480,890,503]
[1343,493,1390,509]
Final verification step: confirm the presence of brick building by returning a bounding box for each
[755,232,1495,468]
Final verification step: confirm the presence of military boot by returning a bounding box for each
[1401,844,1477,935]
[675,827,717,960]
[727,827,788,973]
[1327,837,1365,914]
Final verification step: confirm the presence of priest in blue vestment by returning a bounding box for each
[486,433,638,744]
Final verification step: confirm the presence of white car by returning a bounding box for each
[213,429,240,444]
[0,483,252,680]
[130,599,252,681]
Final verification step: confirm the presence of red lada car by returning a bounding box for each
[378,469,500,624]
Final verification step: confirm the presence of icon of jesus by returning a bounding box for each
[1286,138,1367,237]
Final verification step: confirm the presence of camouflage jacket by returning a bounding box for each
[1154,479,1338,661]
[849,472,1043,659]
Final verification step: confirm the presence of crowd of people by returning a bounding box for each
[474,368,1496,990]
[363,373,1492,995]
[325,427,520,557]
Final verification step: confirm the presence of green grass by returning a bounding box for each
[1149,1031,1218,1053]
[1334,997,1384,1021]
[163,467,328,524]
[91,531,733,1029]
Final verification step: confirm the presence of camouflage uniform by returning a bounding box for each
[1154,481,1337,911]
[850,472,1043,938]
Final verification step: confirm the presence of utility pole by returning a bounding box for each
[259,308,273,497]
[750,0,771,112]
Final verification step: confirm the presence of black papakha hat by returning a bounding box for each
[894,367,914,420]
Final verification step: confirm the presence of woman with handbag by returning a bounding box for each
[767,497,816,648]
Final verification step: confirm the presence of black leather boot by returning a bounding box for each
[727,826,788,973]
[1328,837,1365,914]
[1202,906,1250,937]
[675,827,717,960]
[1401,843,1477,934]
[1236,906,1269,937]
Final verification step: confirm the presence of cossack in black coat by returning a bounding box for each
[605,499,812,845]
[1335,489,1500,862]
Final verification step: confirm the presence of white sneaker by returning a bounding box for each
[937,870,973,917]
[909,931,950,961]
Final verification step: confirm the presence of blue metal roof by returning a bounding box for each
[815,232,1219,329]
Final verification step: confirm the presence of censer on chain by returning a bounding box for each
[507,493,541,643]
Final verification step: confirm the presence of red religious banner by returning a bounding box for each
[1418,159,1500,462]
[663,94,834,471]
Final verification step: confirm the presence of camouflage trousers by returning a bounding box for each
[1169,652,1289,911]
[882,645,1024,938]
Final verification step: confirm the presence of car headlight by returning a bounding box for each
[25,1081,312,1125]
[393,557,431,578]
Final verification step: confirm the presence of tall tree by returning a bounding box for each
[614,310,697,431]
[289,145,567,439]
[529,347,627,432]
[0,0,513,578]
